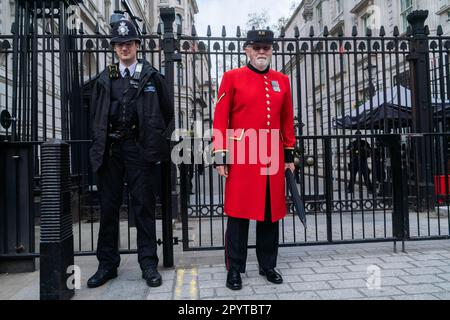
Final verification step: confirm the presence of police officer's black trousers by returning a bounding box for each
[96,139,158,271]
[348,159,373,192]
[225,179,279,273]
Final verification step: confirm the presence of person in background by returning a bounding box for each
[346,131,373,194]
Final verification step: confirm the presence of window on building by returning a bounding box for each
[175,14,183,32]
[336,0,343,16]
[158,18,164,34]
[316,2,323,32]
[400,0,413,33]
[394,70,410,88]
[362,12,373,34]
[178,63,184,86]
[180,111,184,129]
[82,52,97,77]
[45,20,59,34]
[0,53,6,67]
[104,1,111,24]
[358,87,373,105]
[9,0,15,16]
[320,55,326,84]
[316,107,323,133]
[335,99,343,115]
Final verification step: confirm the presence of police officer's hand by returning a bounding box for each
[285,163,295,173]
[216,165,229,178]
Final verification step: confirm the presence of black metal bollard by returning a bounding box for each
[0,142,35,273]
[380,134,409,252]
[407,10,436,212]
[324,138,333,243]
[160,7,179,268]
[40,139,74,300]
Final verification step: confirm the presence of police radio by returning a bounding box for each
[130,62,143,88]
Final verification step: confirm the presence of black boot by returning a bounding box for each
[142,268,162,287]
[259,268,283,284]
[87,268,117,288]
[226,268,242,290]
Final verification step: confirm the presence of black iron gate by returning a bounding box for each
[0,2,449,268]
[175,11,450,251]
[0,0,171,266]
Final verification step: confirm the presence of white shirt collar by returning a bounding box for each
[119,60,138,78]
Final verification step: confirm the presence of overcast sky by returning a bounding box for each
[195,0,298,37]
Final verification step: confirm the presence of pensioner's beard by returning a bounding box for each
[254,56,270,69]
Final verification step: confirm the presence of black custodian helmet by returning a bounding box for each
[110,19,141,45]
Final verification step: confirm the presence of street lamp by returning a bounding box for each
[363,63,377,97]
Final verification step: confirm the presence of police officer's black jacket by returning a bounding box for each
[347,139,372,161]
[89,59,174,172]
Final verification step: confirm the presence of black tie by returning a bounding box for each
[124,68,130,79]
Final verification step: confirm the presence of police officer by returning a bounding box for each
[346,131,373,194]
[87,19,174,288]
[212,30,296,290]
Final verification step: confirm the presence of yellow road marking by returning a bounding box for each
[173,268,198,300]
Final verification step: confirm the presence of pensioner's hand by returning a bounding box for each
[216,165,229,178]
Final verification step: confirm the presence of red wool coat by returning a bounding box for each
[212,66,296,222]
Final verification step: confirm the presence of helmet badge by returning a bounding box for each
[117,22,129,36]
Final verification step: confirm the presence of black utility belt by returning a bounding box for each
[107,130,138,142]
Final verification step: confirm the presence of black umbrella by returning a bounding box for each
[285,169,307,229]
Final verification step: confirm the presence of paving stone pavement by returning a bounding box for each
[1,239,450,300]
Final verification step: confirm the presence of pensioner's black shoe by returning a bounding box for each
[226,269,242,290]
[87,268,117,288]
[142,268,162,287]
[259,268,283,284]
